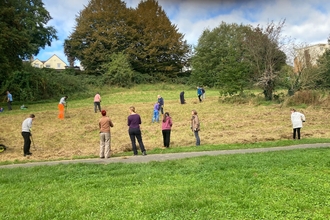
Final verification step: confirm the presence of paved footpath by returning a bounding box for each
[1,143,329,169]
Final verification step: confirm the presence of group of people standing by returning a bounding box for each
[98,94,171,158]
[18,91,306,158]
[97,93,199,158]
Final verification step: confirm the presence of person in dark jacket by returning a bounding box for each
[157,95,164,114]
[180,91,185,104]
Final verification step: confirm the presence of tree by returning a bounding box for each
[64,39,75,68]
[191,22,253,95]
[244,20,287,100]
[102,52,134,87]
[127,0,189,78]
[0,0,57,87]
[281,41,324,95]
[317,52,330,88]
[64,0,133,74]
[65,0,189,79]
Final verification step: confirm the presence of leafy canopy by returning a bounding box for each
[0,0,57,87]
[64,0,189,79]
[191,22,253,95]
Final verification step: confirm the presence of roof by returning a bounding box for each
[43,54,68,66]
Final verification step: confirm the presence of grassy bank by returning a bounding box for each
[1,84,330,164]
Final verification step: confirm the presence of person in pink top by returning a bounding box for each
[162,112,172,148]
[94,92,101,113]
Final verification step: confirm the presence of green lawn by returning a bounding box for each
[1,148,330,219]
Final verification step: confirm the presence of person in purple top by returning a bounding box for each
[127,106,147,156]
[152,102,160,123]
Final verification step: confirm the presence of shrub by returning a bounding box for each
[286,90,321,106]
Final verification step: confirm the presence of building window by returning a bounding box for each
[34,64,39,68]
[46,64,51,68]
[57,63,61,68]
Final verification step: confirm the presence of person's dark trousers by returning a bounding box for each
[198,95,202,102]
[22,132,31,154]
[180,93,185,104]
[7,101,12,110]
[129,128,146,155]
[94,102,101,113]
[160,106,164,114]
[162,130,171,148]
[194,131,200,146]
[293,128,301,139]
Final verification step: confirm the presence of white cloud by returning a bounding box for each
[36,0,330,63]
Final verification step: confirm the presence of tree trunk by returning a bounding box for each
[263,80,274,101]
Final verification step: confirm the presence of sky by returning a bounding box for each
[37,0,330,66]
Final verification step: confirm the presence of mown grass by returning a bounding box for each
[1,148,330,219]
[1,83,330,164]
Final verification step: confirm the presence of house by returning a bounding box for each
[294,43,330,73]
[31,54,68,70]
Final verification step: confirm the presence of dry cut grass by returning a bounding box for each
[1,91,330,162]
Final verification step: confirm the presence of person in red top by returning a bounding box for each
[99,110,114,158]
[94,92,101,113]
[162,112,172,148]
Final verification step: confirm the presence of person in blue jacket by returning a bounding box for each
[7,91,13,110]
[197,87,202,102]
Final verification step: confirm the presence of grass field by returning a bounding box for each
[1,84,330,164]
[1,148,330,219]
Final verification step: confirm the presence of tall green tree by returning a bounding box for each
[191,22,253,95]
[128,0,189,78]
[244,20,286,100]
[64,0,133,74]
[102,52,134,87]
[314,36,330,89]
[65,0,189,79]
[0,0,57,87]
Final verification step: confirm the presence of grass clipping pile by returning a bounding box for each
[1,96,330,162]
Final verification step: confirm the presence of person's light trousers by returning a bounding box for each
[100,132,111,158]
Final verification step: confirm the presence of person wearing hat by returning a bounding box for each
[99,110,114,158]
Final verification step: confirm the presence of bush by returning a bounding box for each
[3,64,89,102]
[286,90,321,106]
[219,92,257,104]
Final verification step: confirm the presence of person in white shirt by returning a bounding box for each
[291,109,306,140]
[21,114,35,156]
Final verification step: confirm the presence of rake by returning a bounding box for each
[31,134,37,151]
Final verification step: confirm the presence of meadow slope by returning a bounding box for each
[1,85,330,162]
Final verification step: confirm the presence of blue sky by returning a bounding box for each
[38,0,330,66]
